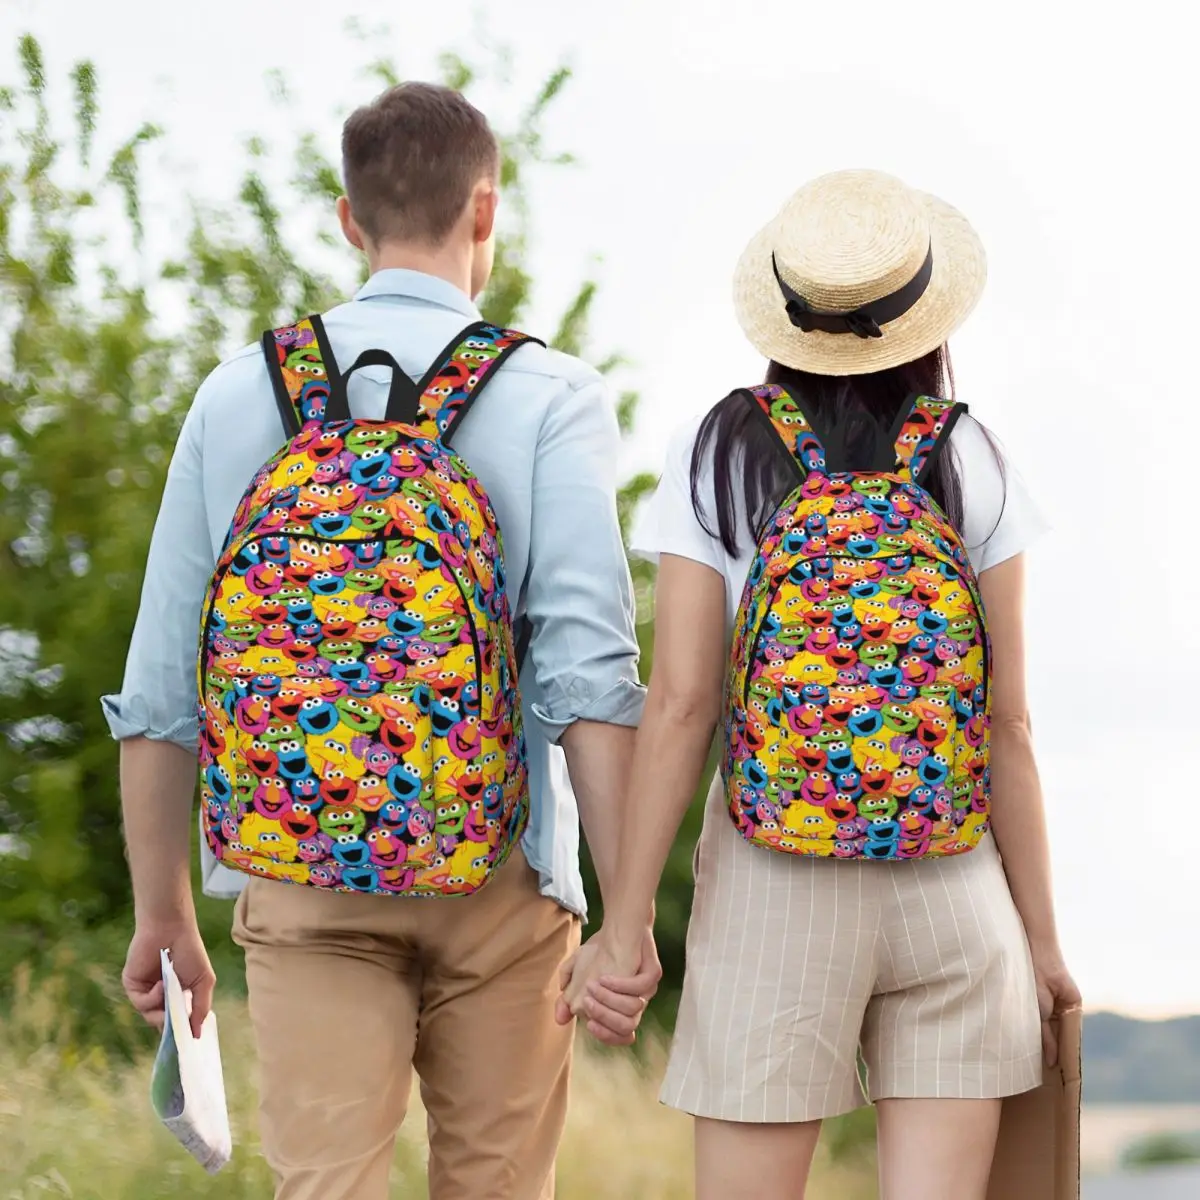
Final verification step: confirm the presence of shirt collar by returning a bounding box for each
[354,268,481,320]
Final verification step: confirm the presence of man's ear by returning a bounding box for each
[337,196,366,251]
[473,180,498,245]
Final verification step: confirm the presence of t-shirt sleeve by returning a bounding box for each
[629,417,724,573]
[953,413,1050,574]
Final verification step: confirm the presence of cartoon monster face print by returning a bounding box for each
[197,321,534,896]
[722,388,988,862]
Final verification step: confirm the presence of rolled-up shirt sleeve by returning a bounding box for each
[523,374,646,742]
[100,395,216,752]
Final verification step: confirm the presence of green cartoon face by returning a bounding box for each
[860,642,897,667]
[778,760,804,790]
[776,621,811,646]
[319,639,363,662]
[285,347,325,377]
[260,722,300,746]
[344,426,398,454]
[350,504,391,535]
[424,615,466,645]
[879,576,914,597]
[434,801,468,837]
[401,477,439,507]
[226,620,263,640]
[345,568,382,591]
[947,615,978,641]
[318,806,366,838]
[811,727,843,748]
[860,794,898,820]
[852,476,890,498]
[770,396,799,423]
[335,696,381,734]
[881,703,919,734]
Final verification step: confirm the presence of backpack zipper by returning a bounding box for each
[199,531,485,715]
[742,554,989,712]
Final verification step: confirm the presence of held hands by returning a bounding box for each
[555,926,661,1047]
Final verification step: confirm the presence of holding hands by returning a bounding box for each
[555,925,661,1046]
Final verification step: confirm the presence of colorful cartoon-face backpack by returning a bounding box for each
[197,317,540,896]
[723,385,991,861]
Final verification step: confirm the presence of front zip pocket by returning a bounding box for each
[741,552,987,713]
[200,532,484,713]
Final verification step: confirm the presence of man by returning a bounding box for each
[105,82,659,1200]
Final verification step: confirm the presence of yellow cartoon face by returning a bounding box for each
[240,648,289,675]
[240,812,299,862]
[783,806,835,838]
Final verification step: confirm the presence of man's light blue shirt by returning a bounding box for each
[101,269,645,917]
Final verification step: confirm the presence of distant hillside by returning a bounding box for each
[1085,1013,1200,1104]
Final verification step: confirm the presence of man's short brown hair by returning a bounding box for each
[341,82,499,247]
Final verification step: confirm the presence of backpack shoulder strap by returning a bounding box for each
[413,322,544,443]
[261,314,349,437]
[741,383,827,477]
[891,394,967,485]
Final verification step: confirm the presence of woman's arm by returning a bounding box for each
[979,553,1081,1060]
[560,553,727,1009]
[979,554,1057,943]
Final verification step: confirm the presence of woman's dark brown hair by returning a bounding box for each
[689,345,1004,556]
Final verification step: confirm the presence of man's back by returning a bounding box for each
[107,267,642,913]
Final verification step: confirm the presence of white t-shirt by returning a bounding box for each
[631,409,1047,628]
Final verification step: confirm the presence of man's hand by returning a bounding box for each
[555,925,660,1046]
[123,920,215,1040]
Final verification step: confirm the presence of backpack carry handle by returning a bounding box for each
[263,317,425,434]
[263,315,543,441]
[340,348,422,425]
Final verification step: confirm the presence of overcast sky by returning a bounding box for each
[2,0,1195,1017]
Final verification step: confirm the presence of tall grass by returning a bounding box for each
[0,966,876,1198]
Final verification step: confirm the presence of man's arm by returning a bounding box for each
[104,399,218,1037]
[557,720,634,908]
[522,371,646,913]
[522,371,660,1042]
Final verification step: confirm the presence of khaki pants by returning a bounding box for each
[232,848,581,1200]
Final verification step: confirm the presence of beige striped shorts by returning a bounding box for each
[661,777,1043,1123]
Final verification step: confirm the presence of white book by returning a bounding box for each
[149,948,232,1174]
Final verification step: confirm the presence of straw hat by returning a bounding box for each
[732,169,986,376]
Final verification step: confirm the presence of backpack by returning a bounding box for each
[723,385,991,861]
[197,315,540,896]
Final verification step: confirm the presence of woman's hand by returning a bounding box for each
[1031,944,1082,1066]
[555,926,659,1046]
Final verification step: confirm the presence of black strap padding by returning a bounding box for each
[308,314,349,424]
[262,328,300,439]
[913,401,968,486]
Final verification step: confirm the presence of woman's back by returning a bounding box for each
[633,400,1044,627]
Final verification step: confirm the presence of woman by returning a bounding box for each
[562,169,1080,1200]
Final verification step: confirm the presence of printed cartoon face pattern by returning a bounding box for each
[724,386,991,861]
[197,318,533,896]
